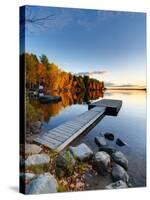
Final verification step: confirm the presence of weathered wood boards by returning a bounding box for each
[34,107,105,152]
[88,99,122,115]
[34,99,122,152]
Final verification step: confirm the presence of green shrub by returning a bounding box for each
[25,100,42,123]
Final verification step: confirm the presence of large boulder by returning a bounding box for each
[27,173,58,194]
[93,151,111,175]
[111,151,128,170]
[112,164,129,183]
[55,151,76,178]
[25,144,42,155]
[69,143,93,161]
[105,180,128,189]
[104,133,114,141]
[25,154,50,167]
[95,136,107,147]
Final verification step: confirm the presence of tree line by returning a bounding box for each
[21,53,104,93]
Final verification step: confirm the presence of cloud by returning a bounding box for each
[104,82,116,87]
[76,71,107,76]
[105,83,146,88]
[112,84,145,88]
[115,84,137,87]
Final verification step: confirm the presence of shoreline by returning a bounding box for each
[105,88,146,91]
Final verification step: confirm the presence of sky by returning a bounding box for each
[22,6,146,88]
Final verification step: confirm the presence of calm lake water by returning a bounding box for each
[30,90,146,188]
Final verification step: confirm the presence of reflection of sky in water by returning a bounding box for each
[34,90,146,187]
[72,90,146,187]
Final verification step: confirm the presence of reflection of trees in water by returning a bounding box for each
[30,100,62,122]
[30,90,103,122]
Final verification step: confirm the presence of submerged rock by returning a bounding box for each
[95,136,107,147]
[25,154,50,167]
[27,173,58,194]
[111,151,128,170]
[105,180,128,189]
[116,138,127,146]
[99,147,116,155]
[55,151,76,178]
[104,133,114,141]
[112,164,129,183]
[93,151,111,175]
[69,143,93,161]
[25,144,42,155]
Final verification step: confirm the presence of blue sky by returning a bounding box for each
[23,6,146,87]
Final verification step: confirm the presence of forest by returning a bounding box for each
[20,53,104,94]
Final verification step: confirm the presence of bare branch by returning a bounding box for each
[20,9,55,37]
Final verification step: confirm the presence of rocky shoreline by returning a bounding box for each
[21,126,131,194]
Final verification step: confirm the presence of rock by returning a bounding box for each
[69,143,93,161]
[112,164,129,183]
[26,128,31,135]
[25,154,50,167]
[93,151,111,175]
[104,133,114,141]
[55,151,76,178]
[31,121,42,129]
[20,172,36,183]
[31,121,42,134]
[25,173,36,181]
[105,180,128,189]
[95,136,107,147]
[111,151,128,170]
[25,144,42,155]
[31,127,40,134]
[99,147,116,155]
[28,173,58,194]
[116,138,127,146]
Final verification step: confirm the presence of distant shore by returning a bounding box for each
[105,88,146,91]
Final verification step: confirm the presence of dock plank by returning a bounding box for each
[58,125,77,131]
[35,137,57,149]
[64,123,83,129]
[48,131,69,139]
[50,128,73,137]
[46,133,66,142]
[41,135,61,146]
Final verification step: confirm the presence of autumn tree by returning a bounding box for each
[40,54,50,70]
[36,63,47,85]
[25,53,39,89]
[22,52,104,93]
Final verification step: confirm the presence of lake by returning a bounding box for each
[30,89,146,188]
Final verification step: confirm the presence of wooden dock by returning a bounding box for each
[88,99,122,115]
[34,99,122,152]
